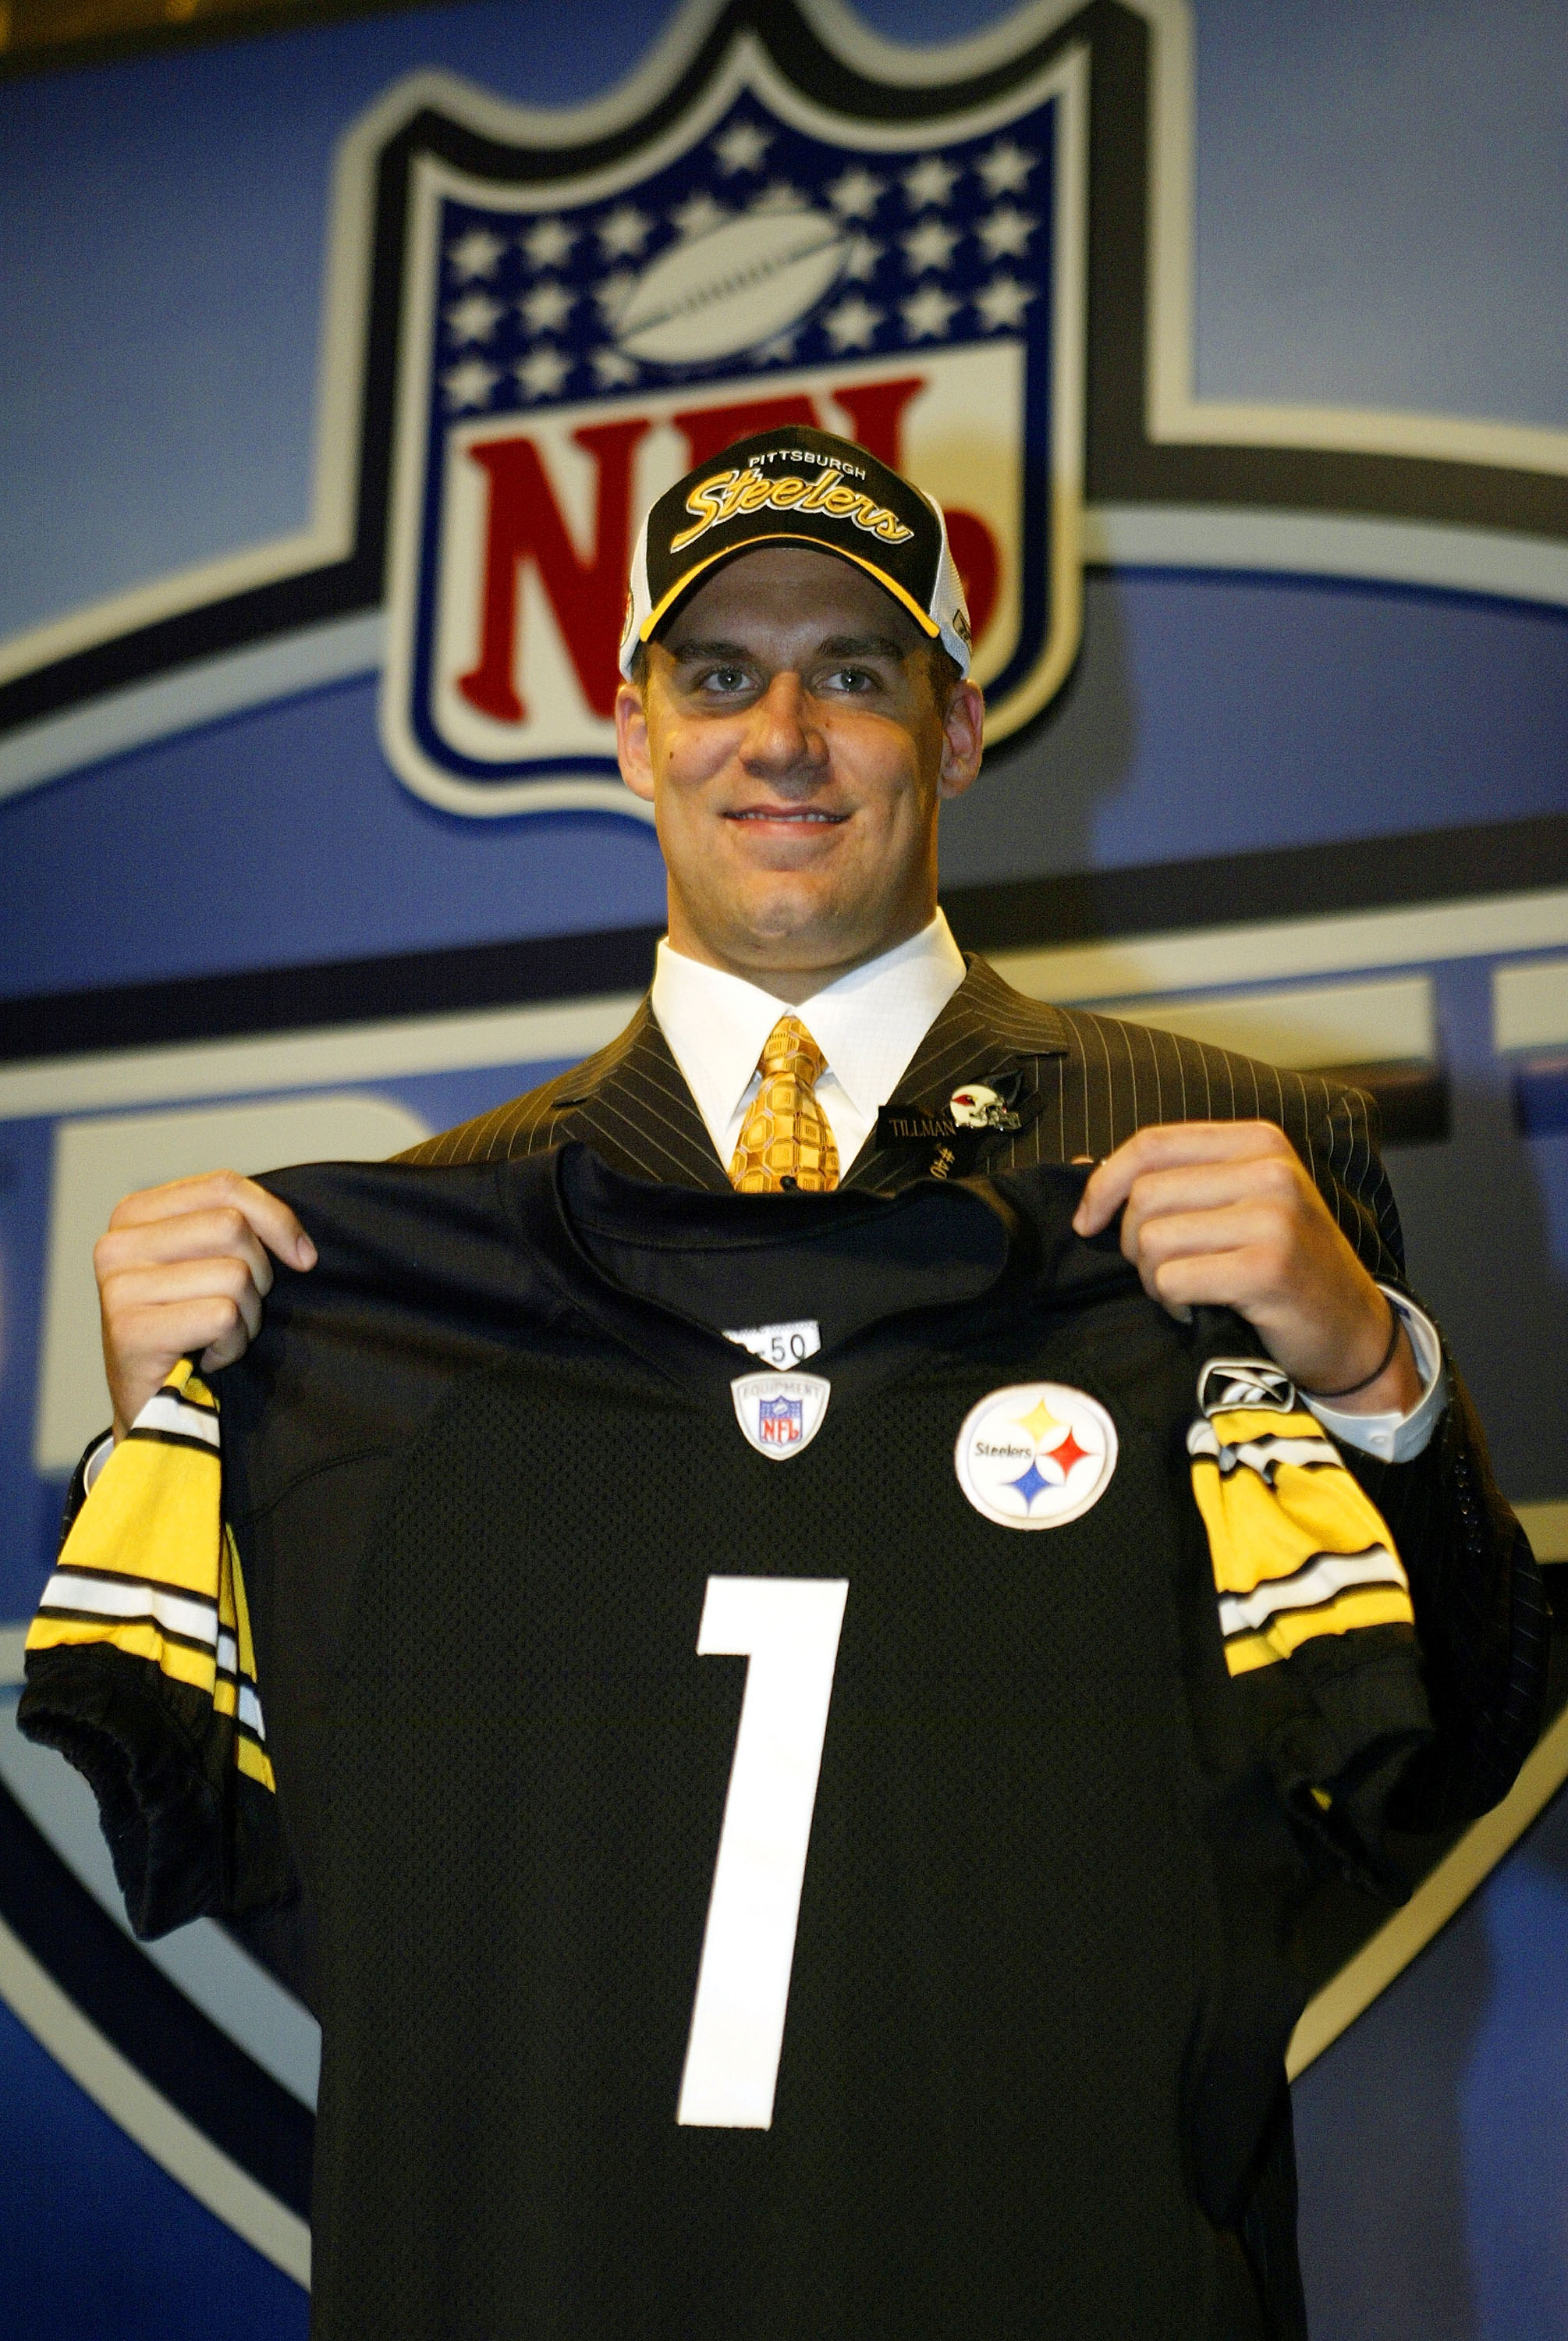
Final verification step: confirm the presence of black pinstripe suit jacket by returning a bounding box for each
[405,954,1399,1266]
[401,952,1545,1831]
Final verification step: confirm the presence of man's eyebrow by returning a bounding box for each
[817,634,907,663]
[665,632,910,666]
[668,638,751,666]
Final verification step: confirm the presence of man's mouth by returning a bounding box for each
[725,807,848,824]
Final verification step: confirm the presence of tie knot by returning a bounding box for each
[758,1014,827,1086]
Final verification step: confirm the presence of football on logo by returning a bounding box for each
[954,1381,1117,1529]
[612,206,851,365]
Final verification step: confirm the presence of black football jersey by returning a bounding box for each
[20,1149,1431,2341]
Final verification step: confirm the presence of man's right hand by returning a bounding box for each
[94,1171,318,1441]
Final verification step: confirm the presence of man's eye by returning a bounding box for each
[823,666,876,693]
[697,666,753,694]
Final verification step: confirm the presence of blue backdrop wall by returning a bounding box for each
[2,1,1566,2333]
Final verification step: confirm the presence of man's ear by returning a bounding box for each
[936,678,985,802]
[615,677,655,804]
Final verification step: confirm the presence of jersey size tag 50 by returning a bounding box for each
[723,1320,823,1367]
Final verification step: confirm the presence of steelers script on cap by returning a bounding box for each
[621,423,972,677]
[954,1383,1118,1529]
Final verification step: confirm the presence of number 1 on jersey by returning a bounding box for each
[677,1576,848,2130]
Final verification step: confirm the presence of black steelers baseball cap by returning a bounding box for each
[619,424,973,678]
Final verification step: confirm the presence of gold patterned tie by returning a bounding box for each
[729,1014,840,1193]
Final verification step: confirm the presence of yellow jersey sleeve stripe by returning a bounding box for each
[1190,1453,1410,1597]
[236,1736,278,1794]
[24,1358,275,1785]
[1221,1586,1419,1676]
[36,1437,222,1601]
[24,1615,219,1695]
[1188,1359,1412,1678]
[1217,1545,1406,1638]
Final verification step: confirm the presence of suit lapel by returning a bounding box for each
[843,956,1072,1189]
[555,998,732,1192]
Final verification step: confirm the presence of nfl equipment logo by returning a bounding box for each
[758,1394,804,1447]
[380,30,1087,816]
[731,1369,832,1460]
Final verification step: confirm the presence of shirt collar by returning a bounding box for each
[651,911,967,1143]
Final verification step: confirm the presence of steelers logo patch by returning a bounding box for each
[954,1383,1118,1529]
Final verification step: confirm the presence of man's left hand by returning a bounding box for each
[1072,1121,1423,1415]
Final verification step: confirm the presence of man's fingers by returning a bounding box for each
[101,1256,268,1345]
[100,1259,270,1435]
[1121,1169,1313,1265]
[106,1171,316,1270]
[102,1294,256,1437]
[1116,1155,1310,1253]
[96,1206,278,1298]
[198,1316,259,1376]
[1073,1121,1297,1234]
[1146,1246,1278,1316]
[1129,1206,1296,1297]
[116,1292,253,1362]
[96,1172,314,1441]
[1066,1118,1416,1404]
[1116,1210,1283,1320]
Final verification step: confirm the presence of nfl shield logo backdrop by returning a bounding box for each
[381,33,1087,816]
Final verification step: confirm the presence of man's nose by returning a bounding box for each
[740,672,829,780]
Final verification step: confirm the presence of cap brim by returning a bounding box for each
[636,533,944,656]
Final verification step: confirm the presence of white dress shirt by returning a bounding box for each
[648,914,1443,1463]
[651,911,968,1175]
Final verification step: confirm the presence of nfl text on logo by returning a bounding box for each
[381,37,1087,815]
[954,1382,1117,1529]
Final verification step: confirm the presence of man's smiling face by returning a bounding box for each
[615,545,984,1000]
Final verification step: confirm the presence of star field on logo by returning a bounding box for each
[977,137,1034,195]
[447,226,505,279]
[520,279,573,334]
[441,356,499,411]
[902,286,959,341]
[715,115,771,173]
[427,95,1041,422]
[446,291,502,344]
[975,275,1033,331]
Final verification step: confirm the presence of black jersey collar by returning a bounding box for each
[503,1144,1015,1400]
[496,1144,1132,1407]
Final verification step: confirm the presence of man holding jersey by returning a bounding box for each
[63,428,1541,2337]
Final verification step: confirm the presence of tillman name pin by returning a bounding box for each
[874,1073,1030,1168]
